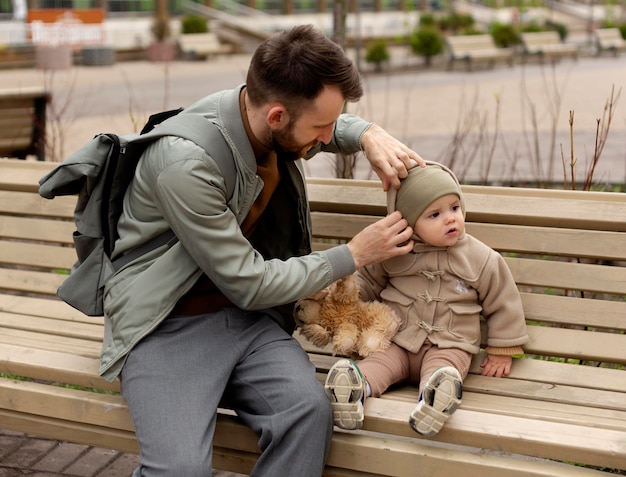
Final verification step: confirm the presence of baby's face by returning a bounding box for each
[414,194,464,247]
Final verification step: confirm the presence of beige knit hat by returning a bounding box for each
[387,162,463,228]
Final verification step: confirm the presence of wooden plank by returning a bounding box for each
[0,215,75,244]
[0,240,75,270]
[467,222,626,260]
[0,311,102,342]
[0,410,139,454]
[0,159,55,192]
[378,382,626,434]
[0,294,97,324]
[505,255,626,295]
[461,390,626,431]
[0,190,75,219]
[0,343,116,392]
[361,399,626,470]
[470,351,626,394]
[306,179,626,231]
[523,324,626,365]
[520,292,626,330]
[0,87,50,101]
[0,327,101,357]
[0,268,66,296]
[203,412,610,477]
[311,212,375,240]
[310,215,626,262]
[0,378,132,431]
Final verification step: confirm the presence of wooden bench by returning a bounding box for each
[520,31,579,62]
[445,34,514,71]
[1,158,625,476]
[594,28,626,56]
[178,32,234,60]
[0,88,49,161]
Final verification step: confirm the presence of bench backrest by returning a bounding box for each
[446,34,498,55]
[0,88,49,161]
[1,162,626,392]
[521,30,562,47]
[595,28,626,47]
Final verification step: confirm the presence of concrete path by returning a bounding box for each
[2,47,626,185]
[0,429,245,476]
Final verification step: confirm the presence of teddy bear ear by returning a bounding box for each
[333,274,358,301]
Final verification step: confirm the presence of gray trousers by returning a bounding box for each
[120,308,333,477]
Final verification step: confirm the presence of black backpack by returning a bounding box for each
[38,108,235,316]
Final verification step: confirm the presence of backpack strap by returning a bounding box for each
[133,112,236,198]
[112,113,237,272]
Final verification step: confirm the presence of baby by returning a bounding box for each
[325,162,529,436]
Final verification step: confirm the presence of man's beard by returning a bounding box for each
[270,125,317,163]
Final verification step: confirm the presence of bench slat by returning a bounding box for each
[0,294,97,324]
[0,159,55,192]
[0,268,65,296]
[524,325,626,365]
[468,222,626,260]
[0,191,75,219]
[0,326,101,357]
[0,240,76,270]
[384,384,626,434]
[506,255,626,295]
[0,216,75,244]
[462,391,626,432]
[0,311,102,342]
[520,292,626,329]
[362,399,623,471]
[0,409,139,454]
[0,343,114,392]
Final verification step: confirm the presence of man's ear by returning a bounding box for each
[267,104,289,130]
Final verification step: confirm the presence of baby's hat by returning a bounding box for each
[387,161,463,227]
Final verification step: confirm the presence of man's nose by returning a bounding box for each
[317,124,334,144]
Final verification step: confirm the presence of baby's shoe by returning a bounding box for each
[324,359,365,430]
[409,366,463,437]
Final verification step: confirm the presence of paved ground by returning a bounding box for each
[2,29,626,477]
[0,429,245,476]
[2,42,626,184]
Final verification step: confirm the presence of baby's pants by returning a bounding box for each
[358,341,472,397]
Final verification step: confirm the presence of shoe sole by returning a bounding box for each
[324,359,364,430]
[409,367,463,437]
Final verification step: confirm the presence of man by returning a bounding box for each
[101,24,423,476]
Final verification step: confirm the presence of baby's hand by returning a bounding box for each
[480,354,512,377]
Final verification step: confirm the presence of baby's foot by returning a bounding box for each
[324,359,365,430]
[409,366,462,437]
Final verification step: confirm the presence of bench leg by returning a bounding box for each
[32,96,48,161]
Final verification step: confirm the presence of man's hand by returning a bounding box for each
[480,354,512,378]
[360,123,426,191]
[347,211,414,269]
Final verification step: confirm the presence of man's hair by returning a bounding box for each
[246,24,363,118]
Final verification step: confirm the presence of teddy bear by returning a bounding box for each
[293,273,401,359]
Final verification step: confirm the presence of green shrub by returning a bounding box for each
[546,21,568,41]
[410,26,445,66]
[490,22,520,48]
[365,39,391,72]
[438,12,475,33]
[181,14,209,34]
[521,22,544,33]
[619,24,626,39]
[419,13,436,28]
